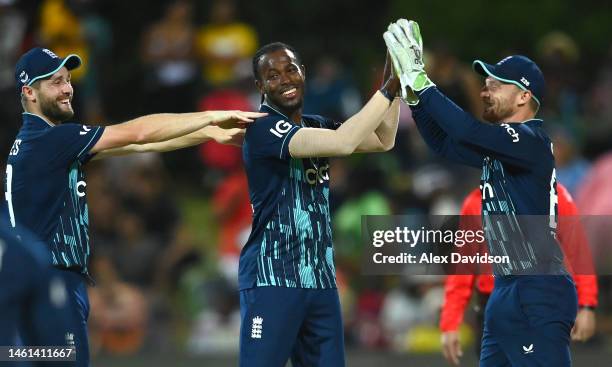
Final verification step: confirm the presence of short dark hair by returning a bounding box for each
[252,42,302,81]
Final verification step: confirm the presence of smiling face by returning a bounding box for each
[24,67,74,123]
[255,48,305,118]
[480,76,525,123]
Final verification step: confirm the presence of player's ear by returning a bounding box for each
[300,64,306,78]
[22,85,36,103]
[517,89,531,107]
[254,79,265,103]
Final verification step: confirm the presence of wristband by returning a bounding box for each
[379,88,394,103]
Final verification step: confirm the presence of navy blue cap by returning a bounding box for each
[472,55,545,106]
[15,47,81,93]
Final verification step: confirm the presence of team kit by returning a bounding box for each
[2,17,588,367]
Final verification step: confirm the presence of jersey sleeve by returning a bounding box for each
[40,123,104,166]
[557,184,598,306]
[244,116,301,160]
[411,104,483,168]
[440,275,476,332]
[416,87,547,170]
[321,116,342,130]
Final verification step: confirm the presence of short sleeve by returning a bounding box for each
[244,116,301,160]
[40,123,105,166]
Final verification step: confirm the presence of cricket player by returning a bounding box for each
[240,42,400,366]
[5,47,264,366]
[384,20,578,366]
[440,184,598,366]
[0,218,72,367]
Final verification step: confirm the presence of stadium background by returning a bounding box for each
[1,0,611,365]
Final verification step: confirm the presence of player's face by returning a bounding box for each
[35,67,74,123]
[257,49,305,113]
[480,77,521,123]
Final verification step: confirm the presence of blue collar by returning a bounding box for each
[260,102,301,124]
[22,112,55,130]
[523,118,544,126]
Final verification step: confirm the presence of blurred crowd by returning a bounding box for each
[2,0,612,358]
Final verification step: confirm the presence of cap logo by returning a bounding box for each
[19,71,29,84]
[520,77,530,86]
[497,56,512,65]
[42,48,59,59]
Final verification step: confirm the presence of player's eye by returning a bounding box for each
[268,73,279,80]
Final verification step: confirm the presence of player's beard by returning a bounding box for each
[482,97,514,123]
[267,93,303,116]
[38,92,74,123]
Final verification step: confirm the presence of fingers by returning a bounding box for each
[442,343,461,366]
[384,32,404,74]
[234,111,268,122]
[388,23,411,49]
[571,326,584,342]
[397,19,422,50]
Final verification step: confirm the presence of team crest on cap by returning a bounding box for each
[19,71,29,84]
[42,48,59,59]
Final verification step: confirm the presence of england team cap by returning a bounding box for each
[472,55,545,107]
[14,47,81,93]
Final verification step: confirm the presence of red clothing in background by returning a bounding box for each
[440,184,598,332]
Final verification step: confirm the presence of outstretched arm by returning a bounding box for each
[93,126,244,159]
[90,110,265,156]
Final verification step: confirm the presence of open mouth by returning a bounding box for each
[281,87,297,98]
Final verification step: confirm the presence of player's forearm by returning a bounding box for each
[93,126,215,159]
[289,92,391,157]
[131,127,213,153]
[417,87,481,142]
[411,102,452,156]
[374,97,400,150]
[124,112,216,144]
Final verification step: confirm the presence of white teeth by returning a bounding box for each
[282,88,296,96]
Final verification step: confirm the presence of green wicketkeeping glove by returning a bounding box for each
[383,19,434,104]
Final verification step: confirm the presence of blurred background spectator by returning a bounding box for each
[2,1,611,365]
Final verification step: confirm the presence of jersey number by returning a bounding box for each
[5,164,15,228]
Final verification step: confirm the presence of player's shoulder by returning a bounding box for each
[303,114,339,130]
[512,119,548,139]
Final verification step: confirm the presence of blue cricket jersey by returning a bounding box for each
[240,103,338,290]
[0,218,71,348]
[412,87,566,276]
[4,112,104,276]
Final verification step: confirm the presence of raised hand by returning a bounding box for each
[380,51,401,99]
[383,19,435,103]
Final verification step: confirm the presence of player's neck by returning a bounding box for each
[264,101,302,123]
[500,109,536,124]
[23,107,56,126]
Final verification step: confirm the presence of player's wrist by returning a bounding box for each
[579,305,596,311]
[379,87,395,103]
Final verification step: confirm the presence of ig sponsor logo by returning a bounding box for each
[269,120,293,138]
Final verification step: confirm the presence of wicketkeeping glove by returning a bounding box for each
[383,19,434,104]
